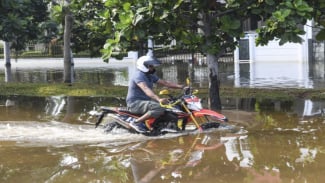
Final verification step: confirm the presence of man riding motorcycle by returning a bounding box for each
[126,54,185,133]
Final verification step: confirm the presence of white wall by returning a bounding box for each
[235,20,313,63]
[254,41,302,62]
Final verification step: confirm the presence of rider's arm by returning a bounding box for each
[137,82,167,103]
[156,79,184,89]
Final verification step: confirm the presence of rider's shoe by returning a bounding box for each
[129,121,148,133]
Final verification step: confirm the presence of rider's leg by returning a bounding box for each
[135,112,151,123]
[128,100,165,132]
[129,100,165,122]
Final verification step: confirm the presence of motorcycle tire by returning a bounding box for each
[200,122,220,130]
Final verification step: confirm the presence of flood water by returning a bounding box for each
[1,57,325,89]
[1,58,325,182]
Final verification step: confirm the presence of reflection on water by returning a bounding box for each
[0,95,124,123]
[1,125,325,182]
[1,58,325,88]
[1,95,325,182]
[0,58,132,86]
[234,62,313,88]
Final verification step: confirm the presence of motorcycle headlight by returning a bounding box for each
[187,101,202,111]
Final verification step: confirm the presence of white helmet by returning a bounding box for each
[136,54,161,72]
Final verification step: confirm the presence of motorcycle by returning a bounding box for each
[94,81,228,136]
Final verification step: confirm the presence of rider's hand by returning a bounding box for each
[159,98,169,105]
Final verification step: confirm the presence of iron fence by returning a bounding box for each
[0,41,234,63]
[0,41,87,58]
[311,40,325,63]
[155,47,234,65]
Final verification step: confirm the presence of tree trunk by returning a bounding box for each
[5,64,12,82]
[201,11,222,110]
[63,14,73,83]
[207,53,222,111]
[4,41,11,66]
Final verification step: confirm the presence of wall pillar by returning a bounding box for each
[248,33,256,63]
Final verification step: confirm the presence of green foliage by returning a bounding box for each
[50,5,64,24]
[255,0,315,45]
[48,0,110,57]
[40,0,325,60]
[1,0,325,59]
[99,0,189,60]
[220,15,241,34]
[0,0,49,51]
[316,29,325,40]
[38,20,60,44]
[314,1,325,40]
[97,0,325,59]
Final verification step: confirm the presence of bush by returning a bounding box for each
[20,51,44,57]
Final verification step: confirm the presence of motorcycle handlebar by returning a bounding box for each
[158,86,195,108]
[160,99,182,108]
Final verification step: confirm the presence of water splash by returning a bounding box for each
[0,121,147,146]
[0,120,245,147]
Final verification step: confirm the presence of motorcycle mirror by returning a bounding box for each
[159,89,170,95]
[193,89,199,95]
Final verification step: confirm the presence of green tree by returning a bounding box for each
[48,0,112,84]
[70,0,109,57]
[51,0,110,57]
[97,0,325,110]
[0,0,48,56]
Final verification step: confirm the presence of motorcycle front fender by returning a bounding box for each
[192,109,228,122]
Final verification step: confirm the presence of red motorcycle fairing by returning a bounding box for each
[192,109,228,122]
[144,118,156,129]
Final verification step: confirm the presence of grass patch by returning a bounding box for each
[0,83,128,97]
[219,86,325,100]
[0,83,325,100]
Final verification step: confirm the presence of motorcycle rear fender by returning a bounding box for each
[192,109,228,122]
